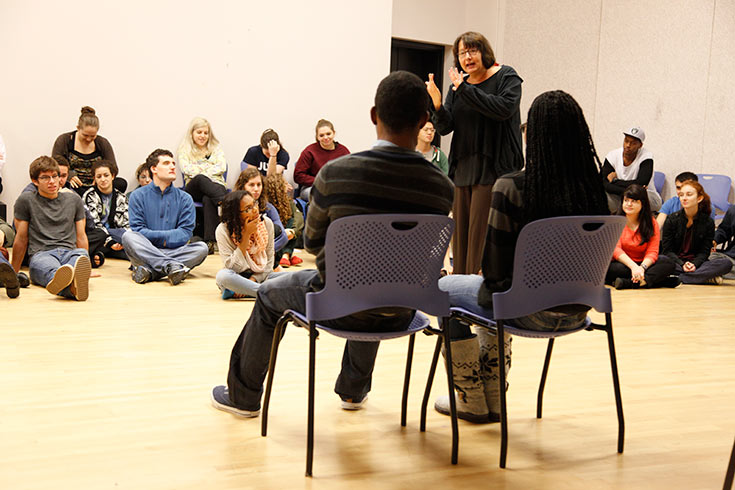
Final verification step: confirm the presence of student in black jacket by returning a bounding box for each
[661,180,731,284]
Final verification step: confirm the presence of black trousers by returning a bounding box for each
[185,174,227,242]
[605,254,675,288]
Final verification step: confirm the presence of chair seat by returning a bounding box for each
[286,309,430,341]
[450,306,591,339]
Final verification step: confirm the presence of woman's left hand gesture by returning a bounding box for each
[683,261,697,272]
[448,66,466,91]
[267,140,280,158]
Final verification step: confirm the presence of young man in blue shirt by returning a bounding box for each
[122,149,208,285]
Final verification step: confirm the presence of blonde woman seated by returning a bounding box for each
[178,117,227,251]
[605,184,676,289]
[215,190,284,299]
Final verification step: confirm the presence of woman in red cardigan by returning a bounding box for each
[606,184,676,289]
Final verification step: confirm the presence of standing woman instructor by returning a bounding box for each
[427,31,523,274]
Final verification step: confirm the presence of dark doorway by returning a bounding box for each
[391,38,445,147]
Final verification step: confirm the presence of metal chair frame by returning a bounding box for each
[260,213,455,476]
[424,215,627,468]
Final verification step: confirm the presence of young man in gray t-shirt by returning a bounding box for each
[12,156,92,301]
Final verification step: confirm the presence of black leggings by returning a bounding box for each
[185,174,227,242]
[605,255,675,288]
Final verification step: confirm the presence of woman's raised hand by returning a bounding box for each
[267,140,280,158]
[425,73,442,110]
[448,66,466,90]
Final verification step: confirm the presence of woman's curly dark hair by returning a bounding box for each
[263,175,292,222]
[234,167,267,213]
[220,190,253,243]
[523,90,609,223]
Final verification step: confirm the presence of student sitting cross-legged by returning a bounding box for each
[12,156,91,300]
[82,160,130,267]
[122,149,208,285]
[215,190,284,299]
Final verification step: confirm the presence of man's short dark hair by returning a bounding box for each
[675,171,698,183]
[374,71,429,133]
[91,159,118,178]
[52,154,70,170]
[145,149,174,170]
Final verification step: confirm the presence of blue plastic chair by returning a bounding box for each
[653,171,665,195]
[261,214,455,476]
[697,173,732,220]
[423,215,626,468]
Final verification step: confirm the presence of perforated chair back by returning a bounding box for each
[492,215,626,320]
[305,214,453,322]
[653,171,665,195]
[697,173,732,215]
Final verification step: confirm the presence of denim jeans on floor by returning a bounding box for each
[226,269,383,411]
[29,247,89,298]
[215,269,286,297]
[122,230,208,279]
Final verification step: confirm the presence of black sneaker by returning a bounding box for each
[0,262,20,298]
[661,276,682,288]
[613,278,634,290]
[167,266,190,286]
[17,272,30,288]
[340,394,368,411]
[210,385,260,417]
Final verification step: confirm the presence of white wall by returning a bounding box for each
[502,0,735,200]
[0,0,393,221]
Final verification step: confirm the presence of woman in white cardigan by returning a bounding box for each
[215,190,283,299]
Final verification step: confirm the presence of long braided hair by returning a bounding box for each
[523,90,609,223]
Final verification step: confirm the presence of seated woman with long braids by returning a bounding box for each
[263,175,304,267]
[434,90,610,424]
[660,180,732,285]
[606,184,676,289]
[215,190,283,299]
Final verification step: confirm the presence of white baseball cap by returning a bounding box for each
[623,126,646,143]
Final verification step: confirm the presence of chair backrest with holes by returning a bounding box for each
[305,214,453,321]
[492,215,626,320]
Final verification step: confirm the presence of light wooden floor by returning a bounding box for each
[1,252,734,489]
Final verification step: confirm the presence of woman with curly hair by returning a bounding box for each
[234,167,288,252]
[215,190,283,299]
[263,175,304,267]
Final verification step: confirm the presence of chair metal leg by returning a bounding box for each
[262,315,290,437]
[724,437,735,490]
[536,338,555,419]
[442,319,459,465]
[401,333,416,427]
[306,322,317,477]
[604,313,625,454]
[421,335,443,432]
[497,322,508,468]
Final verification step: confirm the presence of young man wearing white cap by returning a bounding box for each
[601,126,662,212]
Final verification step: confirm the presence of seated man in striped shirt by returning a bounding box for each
[212,71,454,417]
